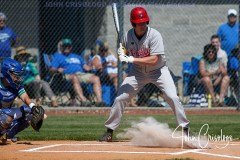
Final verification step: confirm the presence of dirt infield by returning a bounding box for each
[1,140,240,160]
[1,107,240,160]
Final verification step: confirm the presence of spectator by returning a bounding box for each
[199,44,230,106]
[14,46,58,107]
[99,42,118,89]
[217,9,238,56]
[50,38,105,107]
[228,47,239,98]
[210,34,228,67]
[55,39,89,106]
[0,12,17,58]
[87,45,103,74]
[43,40,77,106]
[87,42,118,88]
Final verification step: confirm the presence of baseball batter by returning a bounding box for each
[99,7,190,142]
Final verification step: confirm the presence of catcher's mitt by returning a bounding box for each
[31,106,45,132]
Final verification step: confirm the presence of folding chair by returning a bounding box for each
[182,61,194,96]
[190,55,205,94]
[42,53,75,106]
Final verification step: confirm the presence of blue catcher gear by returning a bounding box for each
[0,105,32,138]
[1,58,24,89]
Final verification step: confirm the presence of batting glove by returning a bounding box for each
[119,54,134,63]
[117,43,126,56]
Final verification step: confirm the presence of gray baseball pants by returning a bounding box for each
[105,66,190,130]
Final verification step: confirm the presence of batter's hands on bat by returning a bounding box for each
[118,43,126,56]
[119,54,134,63]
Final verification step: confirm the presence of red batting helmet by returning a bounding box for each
[130,7,150,24]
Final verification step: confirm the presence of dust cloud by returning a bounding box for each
[117,117,209,149]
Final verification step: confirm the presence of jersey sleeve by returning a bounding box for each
[150,31,164,55]
[18,86,26,96]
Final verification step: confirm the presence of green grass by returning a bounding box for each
[17,114,240,141]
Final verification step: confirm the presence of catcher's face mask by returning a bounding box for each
[8,70,24,88]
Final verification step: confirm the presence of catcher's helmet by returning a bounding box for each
[1,58,24,89]
[130,7,149,24]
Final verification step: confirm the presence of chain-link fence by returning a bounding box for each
[1,0,239,108]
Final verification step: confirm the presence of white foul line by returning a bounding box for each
[21,144,63,152]
[22,149,203,155]
[23,150,202,155]
[20,143,240,159]
[171,149,203,155]
[192,150,240,159]
[20,143,130,152]
[20,143,202,155]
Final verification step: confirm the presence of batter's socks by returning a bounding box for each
[107,128,113,133]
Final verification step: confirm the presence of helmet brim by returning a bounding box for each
[131,18,149,24]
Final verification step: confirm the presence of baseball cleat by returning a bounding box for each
[0,133,7,145]
[99,130,113,142]
[11,136,19,143]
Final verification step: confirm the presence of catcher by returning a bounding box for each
[0,58,45,144]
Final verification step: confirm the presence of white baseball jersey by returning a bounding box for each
[123,27,166,72]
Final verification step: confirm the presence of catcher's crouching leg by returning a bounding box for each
[6,105,45,141]
[6,105,32,139]
[0,112,13,144]
[7,118,30,139]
